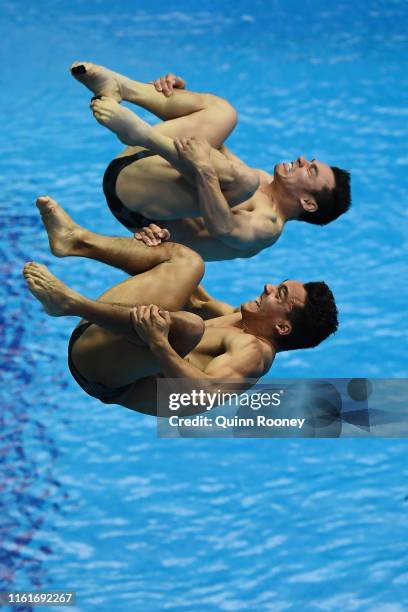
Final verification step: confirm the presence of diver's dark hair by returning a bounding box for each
[278,281,338,351]
[298,166,351,226]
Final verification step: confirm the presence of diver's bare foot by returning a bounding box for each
[36,196,82,257]
[91,97,151,146]
[70,61,129,102]
[23,263,80,317]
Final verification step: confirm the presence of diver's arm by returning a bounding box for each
[194,164,237,236]
[132,305,266,384]
[151,333,266,385]
[194,165,260,238]
[173,136,259,238]
[195,166,278,249]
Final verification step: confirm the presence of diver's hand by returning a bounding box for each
[149,73,186,97]
[131,304,171,347]
[174,136,212,170]
[134,223,171,246]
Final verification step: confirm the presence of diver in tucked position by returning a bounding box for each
[23,196,339,416]
[70,62,351,261]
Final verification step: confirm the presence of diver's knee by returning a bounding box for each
[223,165,260,206]
[238,167,260,200]
[182,311,205,349]
[205,94,238,126]
[168,310,205,356]
[167,242,205,279]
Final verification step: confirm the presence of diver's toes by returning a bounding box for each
[71,64,86,75]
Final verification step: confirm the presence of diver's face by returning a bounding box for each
[241,280,307,335]
[274,156,335,197]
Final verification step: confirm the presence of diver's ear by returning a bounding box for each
[299,196,318,213]
[275,320,292,337]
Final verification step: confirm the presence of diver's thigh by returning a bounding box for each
[71,325,160,388]
[116,156,198,220]
[97,252,203,312]
[150,97,238,149]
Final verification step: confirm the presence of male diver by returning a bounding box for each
[70,62,351,261]
[23,196,339,417]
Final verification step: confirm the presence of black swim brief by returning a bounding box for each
[68,321,133,404]
[103,149,158,231]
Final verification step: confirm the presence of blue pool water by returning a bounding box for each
[1,0,407,609]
